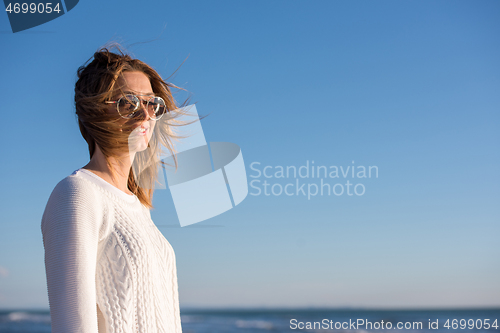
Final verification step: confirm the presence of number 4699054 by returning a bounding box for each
[444,319,498,330]
[5,3,62,14]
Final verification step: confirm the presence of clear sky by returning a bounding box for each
[0,0,499,310]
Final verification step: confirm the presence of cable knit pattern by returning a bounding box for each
[41,169,182,333]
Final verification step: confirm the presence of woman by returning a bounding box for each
[41,45,186,333]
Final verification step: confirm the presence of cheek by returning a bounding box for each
[147,121,156,141]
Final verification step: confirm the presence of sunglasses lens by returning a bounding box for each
[148,97,167,119]
[117,95,140,118]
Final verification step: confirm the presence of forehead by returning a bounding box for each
[116,71,153,95]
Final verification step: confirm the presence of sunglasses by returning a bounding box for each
[105,94,167,120]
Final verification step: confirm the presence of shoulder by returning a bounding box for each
[46,173,105,207]
[55,171,98,192]
[41,172,106,233]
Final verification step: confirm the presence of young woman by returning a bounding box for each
[41,45,185,333]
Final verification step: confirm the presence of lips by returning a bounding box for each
[135,125,149,136]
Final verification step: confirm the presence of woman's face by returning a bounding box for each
[113,71,156,153]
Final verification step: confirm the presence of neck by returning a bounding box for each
[82,144,135,196]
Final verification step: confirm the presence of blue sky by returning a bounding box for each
[0,0,499,310]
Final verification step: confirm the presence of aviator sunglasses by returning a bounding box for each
[105,94,167,120]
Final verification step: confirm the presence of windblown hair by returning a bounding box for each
[75,44,192,209]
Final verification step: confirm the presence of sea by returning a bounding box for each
[0,308,499,333]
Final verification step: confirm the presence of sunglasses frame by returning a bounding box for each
[105,94,167,120]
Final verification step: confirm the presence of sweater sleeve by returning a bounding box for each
[41,177,104,333]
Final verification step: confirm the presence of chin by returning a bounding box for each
[128,134,151,153]
[134,143,149,153]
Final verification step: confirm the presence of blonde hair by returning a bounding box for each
[75,44,193,209]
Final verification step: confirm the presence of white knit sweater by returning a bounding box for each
[41,169,182,333]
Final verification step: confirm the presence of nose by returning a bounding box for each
[138,99,151,121]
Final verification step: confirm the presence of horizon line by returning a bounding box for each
[2,306,499,312]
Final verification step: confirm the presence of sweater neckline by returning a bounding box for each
[74,168,138,204]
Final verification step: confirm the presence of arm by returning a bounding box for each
[41,177,103,333]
